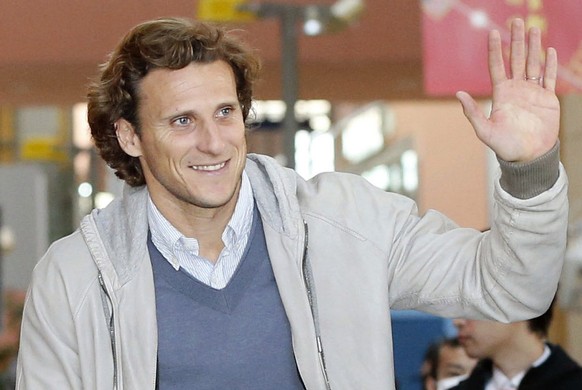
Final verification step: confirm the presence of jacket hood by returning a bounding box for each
[245,154,303,238]
[80,184,150,288]
[80,154,302,287]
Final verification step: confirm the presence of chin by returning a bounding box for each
[197,191,237,209]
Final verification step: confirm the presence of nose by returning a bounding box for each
[452,318,466,328]
[197,121,225,154]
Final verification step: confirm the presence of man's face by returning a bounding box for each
[119,61,247,214]
[453,319,517,360]
[436,344,477,381]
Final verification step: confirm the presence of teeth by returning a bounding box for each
[191,162,225,171]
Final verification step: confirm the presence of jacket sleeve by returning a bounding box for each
[16,235,87,389]
[387,143,568,322]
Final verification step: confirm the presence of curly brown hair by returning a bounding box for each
[87,17,261,187]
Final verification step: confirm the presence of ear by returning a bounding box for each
[116,119,142,157]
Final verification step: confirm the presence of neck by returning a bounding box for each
[152,191,240,264]
[180,211,232,263]
[491,333,545,379]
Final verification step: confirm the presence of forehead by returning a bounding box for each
[439,345,463,361]
[138,61,237,105]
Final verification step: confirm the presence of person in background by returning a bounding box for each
[16,15,567,389]
[421,341,440,390]
[451,298,582,389]
[422,337,477,390]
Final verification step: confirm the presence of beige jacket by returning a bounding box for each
[17,152,568,389]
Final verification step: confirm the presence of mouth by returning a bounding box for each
[190,161,227,172]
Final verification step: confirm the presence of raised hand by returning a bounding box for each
[456,18,560,163]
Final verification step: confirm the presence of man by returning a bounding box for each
[452,300,582,389]
[16,16,567,389]
[423,337,477,390]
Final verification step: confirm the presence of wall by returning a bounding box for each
[390,100,489,229]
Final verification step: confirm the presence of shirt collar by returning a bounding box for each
[491,367,525,389]
[532,344,551,367]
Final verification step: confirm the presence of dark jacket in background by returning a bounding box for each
[451,343,582,390]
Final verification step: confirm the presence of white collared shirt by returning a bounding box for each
[147,172,254,289]
[486,345,551,390]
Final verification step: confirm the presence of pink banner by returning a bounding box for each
[422,0,582,96]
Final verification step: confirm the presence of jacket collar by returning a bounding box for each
[242,154,302,238]
[82,154,302,286]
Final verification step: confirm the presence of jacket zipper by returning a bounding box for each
[98,271,119,390]
[301,222,332,390]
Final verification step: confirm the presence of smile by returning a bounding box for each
[190,162,226,171]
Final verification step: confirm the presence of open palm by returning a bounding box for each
[457,19,560,163]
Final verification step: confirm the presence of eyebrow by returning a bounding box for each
[445,363,469,371]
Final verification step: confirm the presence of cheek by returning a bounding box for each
[233,130,247,146]
[152,135,189,158]
[239,134,247,152]
[472,329,500,350]
[225,123,246,142]
[141,140,187,172]
[229,130,248,158]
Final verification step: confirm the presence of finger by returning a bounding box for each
[526,26,542,82]
[509,19,526,80]
[456,91,488,140]
[488,29,506,85]
[543,47,558,92]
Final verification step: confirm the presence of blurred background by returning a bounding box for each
[1,1,582,389]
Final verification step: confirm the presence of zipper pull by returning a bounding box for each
[317,336,331,388]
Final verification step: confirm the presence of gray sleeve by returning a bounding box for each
[497,141,560,199]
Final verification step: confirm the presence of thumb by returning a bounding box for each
[456,91,488,141]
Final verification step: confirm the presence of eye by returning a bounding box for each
[172,116,193,127]
[217,106,234,118]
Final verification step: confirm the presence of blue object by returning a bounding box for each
[391,310,457,390]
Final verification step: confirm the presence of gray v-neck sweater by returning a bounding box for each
[149,207,305,389]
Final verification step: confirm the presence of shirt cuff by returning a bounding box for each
[497,141,560,200]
